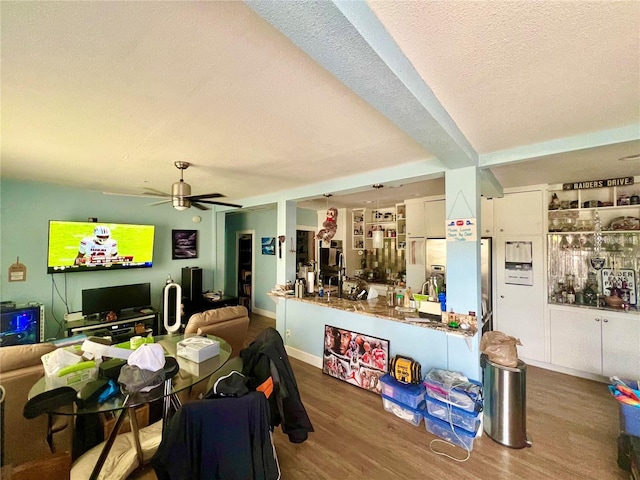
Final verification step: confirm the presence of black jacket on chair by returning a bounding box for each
[240,327,314,443]
[151,391,280,480]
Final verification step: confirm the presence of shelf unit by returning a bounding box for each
[365,206,398,248]
[352,208,365,250]
[396,204,406,250]
[546,178,639,310]
[238,235,252,311]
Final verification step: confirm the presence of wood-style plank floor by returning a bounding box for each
[131,313,626,480]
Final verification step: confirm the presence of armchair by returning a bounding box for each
[184,305,250,358]
[0,343,72,467]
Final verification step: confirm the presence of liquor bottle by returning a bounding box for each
[566,274,576,304]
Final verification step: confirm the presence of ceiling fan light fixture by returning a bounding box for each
[172,197,191,210]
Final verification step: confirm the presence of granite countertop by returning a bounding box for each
[286,294,477,337]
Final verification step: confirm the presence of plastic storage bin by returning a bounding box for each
[423,368,482,413]
[381,394,425,427]
[620,403,640,437]
[379,373,425,409]
[425,396,481,434]
[424,411,477,451]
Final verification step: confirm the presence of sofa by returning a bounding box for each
[0,343,72,467]
[183,305,250,359]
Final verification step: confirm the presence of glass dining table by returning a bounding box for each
[28,333,232,480]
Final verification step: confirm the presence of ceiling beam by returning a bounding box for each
[245,0,477,169]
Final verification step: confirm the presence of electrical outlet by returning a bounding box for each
[286,329,291,338]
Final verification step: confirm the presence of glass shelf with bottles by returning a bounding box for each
[547,232,639,311]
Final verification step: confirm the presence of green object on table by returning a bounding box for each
[58,360,96,377]
[114,337,155,350]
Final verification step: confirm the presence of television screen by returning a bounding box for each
[82,283,151,317]
[48,221,155,274]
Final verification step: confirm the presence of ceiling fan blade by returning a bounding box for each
[103,191,156,198]
[147,199,172,206]
[192,202,211,211]
[188,193,224,200]
[195,199,243,208]
[142,188,171,197]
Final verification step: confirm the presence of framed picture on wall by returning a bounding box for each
[261,237,275,255]
[322,325,389,394]
[172,230,198,259]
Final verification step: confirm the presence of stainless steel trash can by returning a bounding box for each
[481,355,532,448]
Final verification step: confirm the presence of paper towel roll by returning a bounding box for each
[307,272,315,294]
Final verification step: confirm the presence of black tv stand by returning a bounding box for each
[66,310,158,342]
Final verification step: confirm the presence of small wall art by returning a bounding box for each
[172,230,198,259]
[261,237,275,255]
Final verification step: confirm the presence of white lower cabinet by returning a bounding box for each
[550,306,640,379]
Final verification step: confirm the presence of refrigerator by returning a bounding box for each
[412,238,492,331]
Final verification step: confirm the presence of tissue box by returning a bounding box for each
[177,337,220,363]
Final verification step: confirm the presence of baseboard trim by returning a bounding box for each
[285,346,322,369]
[520,357,608,383]
[252,307,275,318]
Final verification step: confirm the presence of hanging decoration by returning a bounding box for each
[372,184,384,249]
[316,194,338,246]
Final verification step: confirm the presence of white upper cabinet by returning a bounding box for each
[424,199,446,238]
[481,197,494,236]
[493,190,544,235]
[405,198,426,237]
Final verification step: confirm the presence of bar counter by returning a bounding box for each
[276,293,477,338]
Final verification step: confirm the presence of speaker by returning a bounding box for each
[182,267,203,302]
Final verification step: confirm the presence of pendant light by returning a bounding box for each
[372,184,384,249]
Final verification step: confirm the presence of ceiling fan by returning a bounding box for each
[143,161,242,211]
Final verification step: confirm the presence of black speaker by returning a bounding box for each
[182,267,203,302]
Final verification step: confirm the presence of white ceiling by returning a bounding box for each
[1,1,639,211]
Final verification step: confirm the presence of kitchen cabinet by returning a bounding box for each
[424,199,446,238]
[405,199,425,237]
[494,190,543,235]
[550,306,640,379]
[481,197,494,236]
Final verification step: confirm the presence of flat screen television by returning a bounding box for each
[0,304,44,347]
[47,220,155,274]
[82,283,151,317]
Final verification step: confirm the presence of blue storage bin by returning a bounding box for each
[425,396,480,434]
[614,379,640,437]
[379,373,425,409]
[423,411,477,451]
[423,368,482,413]
[381,394,425,427]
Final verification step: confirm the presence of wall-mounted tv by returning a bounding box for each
[48,220,155,274]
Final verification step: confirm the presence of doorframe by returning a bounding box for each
[236,230,255,312]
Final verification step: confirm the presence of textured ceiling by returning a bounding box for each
[1,1,638,210]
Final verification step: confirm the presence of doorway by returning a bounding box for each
[236,232,254,311]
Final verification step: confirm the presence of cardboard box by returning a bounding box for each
[177,337,220,363]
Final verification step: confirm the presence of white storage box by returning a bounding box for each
[177,336,220,363]
[41,348,99,390]
[381,394,424,427]
[424,411,477,451]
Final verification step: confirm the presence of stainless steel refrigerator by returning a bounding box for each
[424,238,493,331]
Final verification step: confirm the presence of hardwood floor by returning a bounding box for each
[131,312,626,479]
